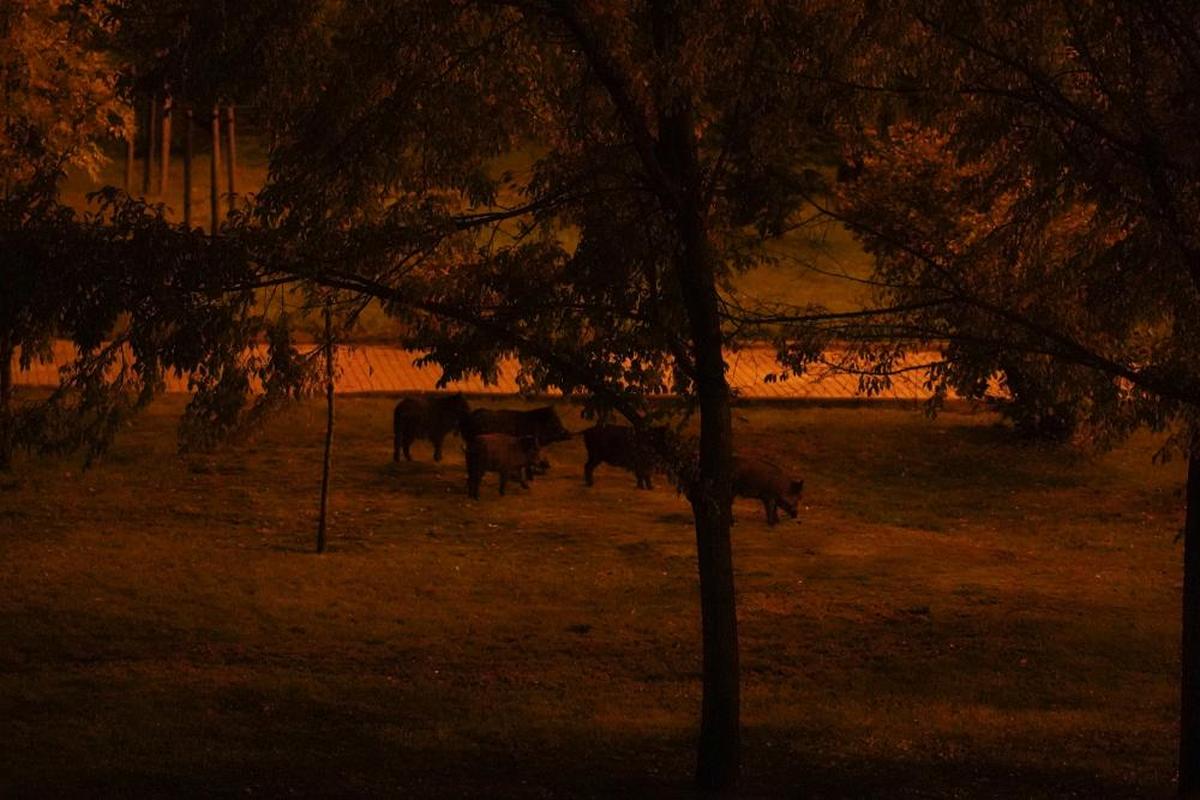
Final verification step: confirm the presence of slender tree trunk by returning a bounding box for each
[159,95,172,197]
[679,213,739,794]
[224,105,237,214]
[0,20,8,472]
[1,38,8,471]
[654,52,740,792]
[183,107,193,229]
[1182,442,1200,797]
[553,3,740,790]
[0,333,13,471]
[316,300,335,554]
[209,105,221,234]
[124,115,135,193]
[143,93,157,196]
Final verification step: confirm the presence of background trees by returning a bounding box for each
[0,0,127,468]
[807,1,1200,792]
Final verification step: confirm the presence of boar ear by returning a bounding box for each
[790,480,804,494]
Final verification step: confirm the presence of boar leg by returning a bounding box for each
[431,431,445,462]
[517,468,530,490]
[584,456,600,486]
[763,498,779,526]
[402,428,416,461]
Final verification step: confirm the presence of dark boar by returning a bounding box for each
[582,424,666,489]
[465,434,550,498]
[732,455,804,525]
[393,393,470,462]
[463,406,573,447]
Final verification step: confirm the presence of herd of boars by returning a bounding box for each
[392,393,804,525]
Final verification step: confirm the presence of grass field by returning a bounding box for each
[0,396,1186,797]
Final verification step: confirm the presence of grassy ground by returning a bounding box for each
[0,397,1186,797]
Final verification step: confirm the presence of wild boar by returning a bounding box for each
[393,393,471,462]
[732,455,804,526]
[582,424,666,489]
[465,433,550,498]
[462,406,573,447]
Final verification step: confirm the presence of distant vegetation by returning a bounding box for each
[62,141,873,341]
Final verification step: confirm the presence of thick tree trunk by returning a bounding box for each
[159,95,172,196]
[209,104,221,234]
[316,301,334,554]
[0,335,12,471]
[183,107,193,229]
[1182,444,1200,797]
[224,105,237,214]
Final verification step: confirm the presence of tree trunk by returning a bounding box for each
[679,214,739,794]
[159,95,172,196]
[0,333,12,471]
[653,48,740,789]
[316,300,334,554]
[183,107,193,229]
[209,104,221,234]
[124,116,135,193]
[1182,443,1200,797]
[224,105,238,214]
[143,93,157,196]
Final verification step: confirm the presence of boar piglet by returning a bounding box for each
[732,455,804,526]
[466,434,550,498]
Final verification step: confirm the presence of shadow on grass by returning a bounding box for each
[760,750,1162,799]
[5,731,1162,799]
